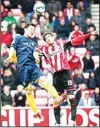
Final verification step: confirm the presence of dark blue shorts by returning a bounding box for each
[18,64,44,87]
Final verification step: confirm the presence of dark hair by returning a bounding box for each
[89,24,96,30]
[21,10,27,16]
[74,24,79,27]
[43,32,53,41]
[24,24,35,29]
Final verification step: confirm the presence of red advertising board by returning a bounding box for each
[1,107,99,127]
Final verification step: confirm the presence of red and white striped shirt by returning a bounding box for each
[40,33,91,73]
[63,8,74,20]
[40,40,70,72]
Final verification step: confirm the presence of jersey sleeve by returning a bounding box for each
[71,33,91,46]
[11,34,21,49]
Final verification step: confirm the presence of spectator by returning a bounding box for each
[54,17,69,39]
[86,34,99,55]
[1,43,9,67]
[69,19,77,32]
[61,0,79,8]
[31,13,38,20]
[63,1,74,20]
[13,85,26,107]
[31,18,42,39]
[3,0,11,9]
[78,82,88,91]
[1,78,4,93]
[9,23,17,38]
[68,24,85,46]
[86,18,96,33]
[39,16,51,35]
[2,65,17,90]
[67,47,83,70]
[92,87,100,106]
[82,0,90,8]
[75,83,88,105]
[77,1,91,19]
[44,12,50,24]
[1,43,9,56]
[73,68,86,89]
[54,11,69,28]
[16,21,27,35]
[85,24,96,42]
[95,66,100,87]
[1,85,13,107]
[1,4,8,21]
[82,51,95,72]
[16,0,35,13]
[47,0,62,16]
[71,9,87,33]
[87,72,96,89]
[78,90,96,107]
[44,12,55,32]
[3,10,17,26]
[10,0,22,8]
[87,24,96,33]
[18,11,30,26]
[1,21,13,47]
[60,0,67,9]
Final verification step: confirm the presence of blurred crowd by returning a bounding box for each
[1,0,100,108]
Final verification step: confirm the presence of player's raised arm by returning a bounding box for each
[71,31,98,46]
[64,31,98,51]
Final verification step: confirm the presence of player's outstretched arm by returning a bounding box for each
[64,31,98,51]
[71,31,98,46]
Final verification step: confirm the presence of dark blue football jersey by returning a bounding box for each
[11,34,38,68]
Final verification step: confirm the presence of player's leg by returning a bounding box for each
[19,66,43,120]
[65,70,77,126]
[25,83,38,114]
[37,75,67,107]
[25,83,44,121]
[37,75,59,98]
[53,71,65,125]
[31,64,67,107]
[67,91,77,126]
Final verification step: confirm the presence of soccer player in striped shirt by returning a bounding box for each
[40,31,97,126]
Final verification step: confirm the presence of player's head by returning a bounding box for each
[24,24,35,38]
[43,32,56,45]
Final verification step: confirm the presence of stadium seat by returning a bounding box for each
[35,89,49,98]
[35,97,48,106]
[48,97,54,106]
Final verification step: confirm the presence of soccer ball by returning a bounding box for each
[33,2,45,14]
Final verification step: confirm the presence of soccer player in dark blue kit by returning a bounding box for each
[5,24,67,121]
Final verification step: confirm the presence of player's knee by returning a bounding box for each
[38,76,48,86]
[25,83,33,95]
[67,90,75,99]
